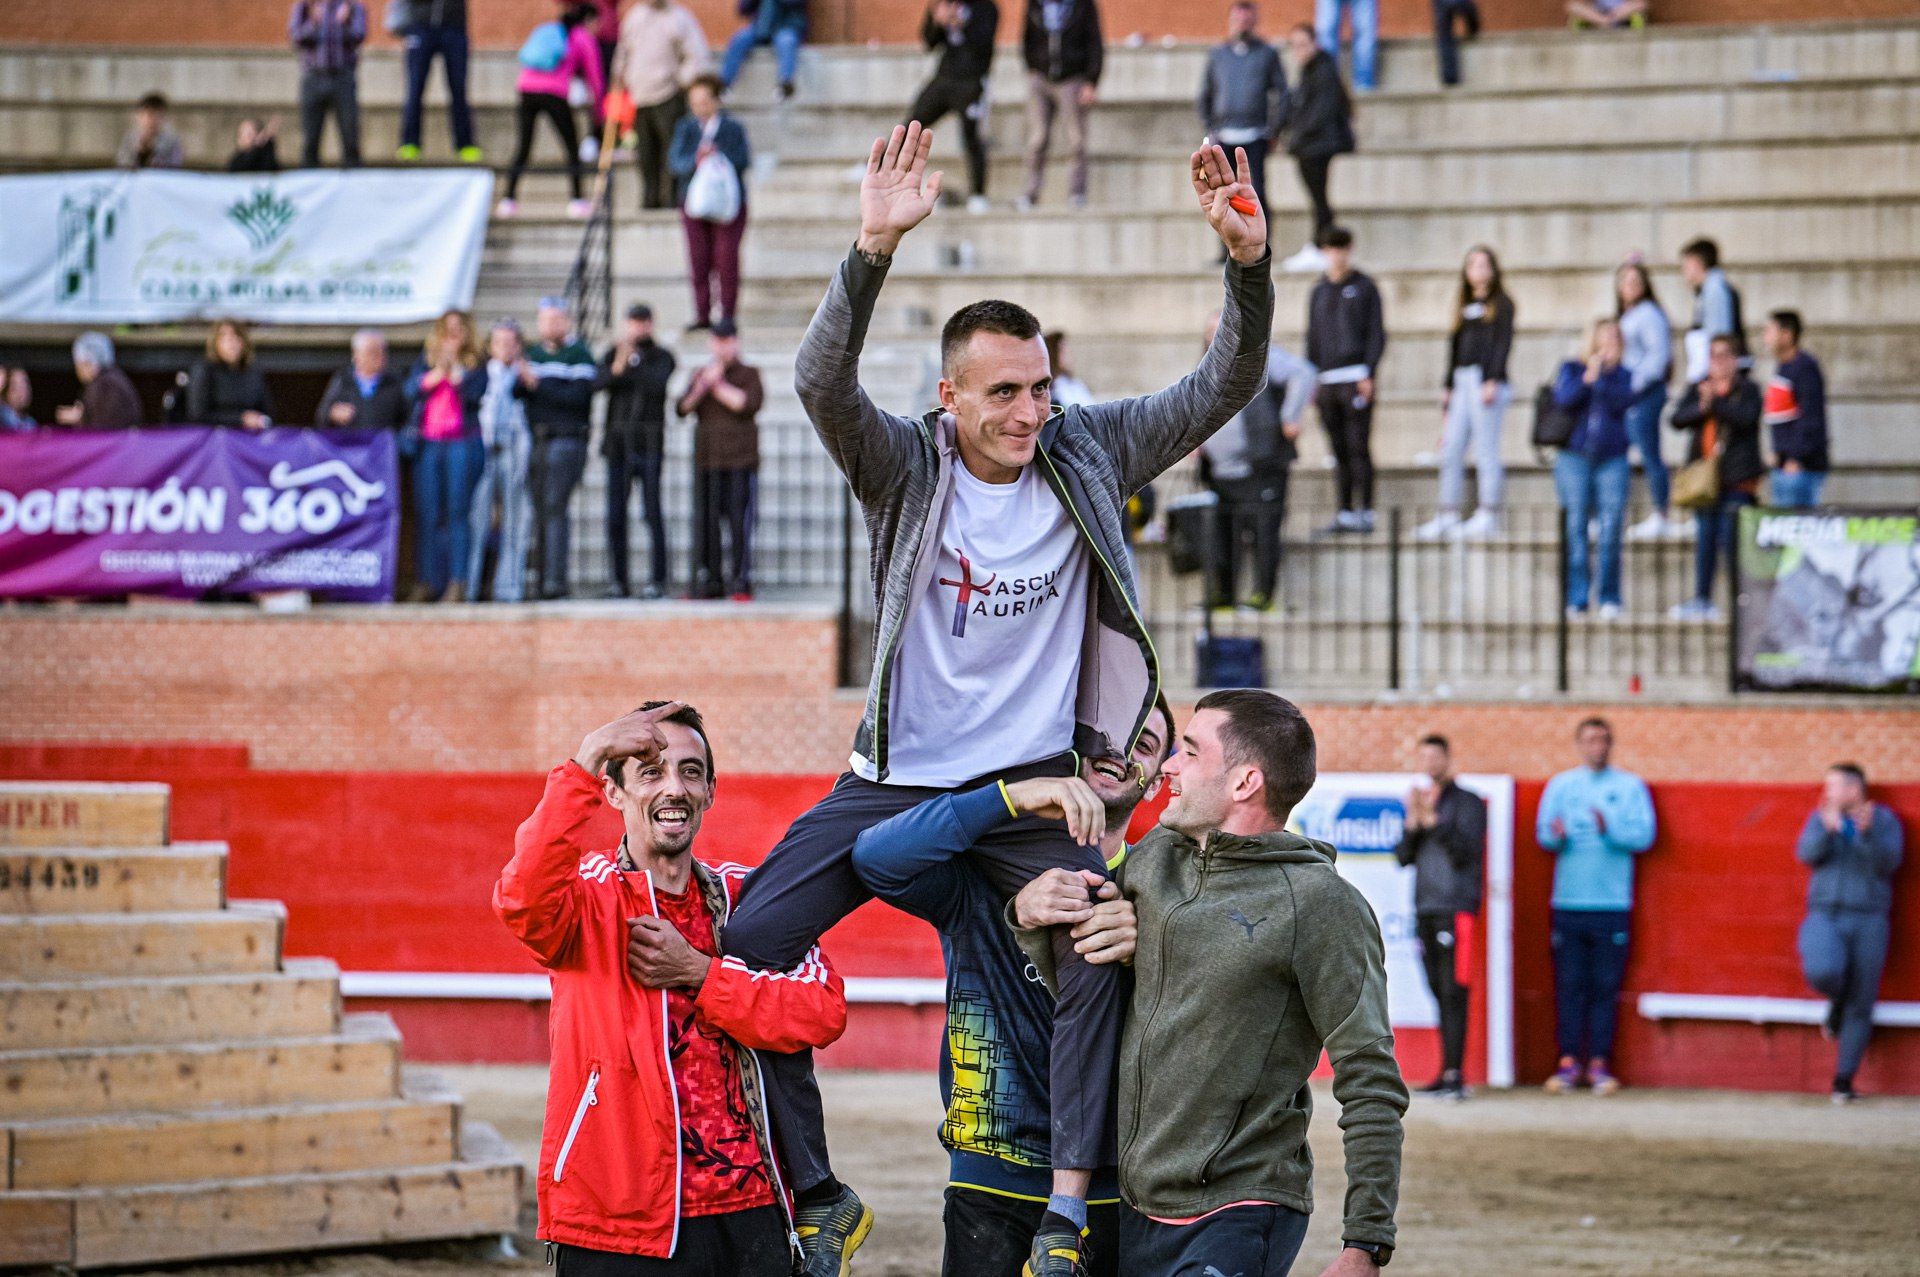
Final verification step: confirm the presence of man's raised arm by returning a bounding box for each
[1077,144,1275,494]
[795,123,946,504]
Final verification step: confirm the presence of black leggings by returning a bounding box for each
[1316,381,1375,512]
[1417,912,1472,1076]
[908,76,989,197]
[505,91,582,200]
[1296,152,1336,238]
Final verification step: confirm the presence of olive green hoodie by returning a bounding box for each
[1018,824,1408,1246]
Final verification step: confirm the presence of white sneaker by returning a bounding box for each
[1014,195,1036,213]
[1281,243,1327,273]
[1597,602,1623,621]
[1456,509,1500,539]
[1664,513,1697,540]
[493,197,519,218]
[578,135,600,164]
[1668,599,1722,622]
[1069,192,1090,210]
[566,198,594,219]
[966,195,992,215]
[1415,511,1462,541]
[1626,512,1667,541]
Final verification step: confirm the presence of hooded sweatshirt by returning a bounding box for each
[1015,825,1407,1247]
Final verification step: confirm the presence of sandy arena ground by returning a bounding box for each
[122,1067,1920,1277]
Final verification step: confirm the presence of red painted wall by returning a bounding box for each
[3,744,1914,1093]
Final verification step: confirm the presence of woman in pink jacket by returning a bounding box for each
[499,1,605,220]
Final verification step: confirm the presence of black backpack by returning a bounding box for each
[1531,381,1577,449]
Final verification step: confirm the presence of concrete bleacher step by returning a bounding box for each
[0,783,169,850]
[0,843,226,915]
[0,1072,461,1191]
[0,1011,402,1122]
[0,1120,522,1269]
[0,899,285,981]
[0,958,341,1052]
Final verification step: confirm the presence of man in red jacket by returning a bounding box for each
[496,700,848,1275]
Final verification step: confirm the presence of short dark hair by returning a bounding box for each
[1419,734,1450,753]
[941,299,1043,377]
[1575,716,1612,737]
[136,91,169,112]
[1289,21,1315,38]
[1829,761,1868,790]
[605,701,715,787]
[1681,237,1720,269]
[1709,333,1740,355]
[1148,692,1177,762]
[1770,309,1803,343]
[688,71,725,99]
[1193,689,1317,820]
[1317,225,1354,250]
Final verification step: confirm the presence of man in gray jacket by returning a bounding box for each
[1797,762,1904,1103]
[718,122,1272,1277]
[1198,2,1289,213]
[1015,689,1407,1276]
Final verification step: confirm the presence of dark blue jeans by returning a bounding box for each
[400,25,475,151]
[1800,908,1891,1081]
[1550,908,1632,1063]
[534,435,588,598]
[1120,1201,1311,1277]
[1692,489,1755,604]
[605,446,668,594]
[413,436,484,596]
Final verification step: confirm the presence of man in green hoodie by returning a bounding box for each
[1015,688,1407,1275]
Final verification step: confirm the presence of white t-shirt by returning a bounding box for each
[855,461,1091,787]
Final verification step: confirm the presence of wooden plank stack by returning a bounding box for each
[0,782,522,1269]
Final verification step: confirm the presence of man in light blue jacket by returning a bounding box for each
[1536,716,1656,1096]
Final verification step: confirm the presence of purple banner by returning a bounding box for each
[0,428,397,601]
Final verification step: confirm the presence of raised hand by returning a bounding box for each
[573,701,687,775]
[1190,143,1268,265]
[1005,775,1107,848]
[857,123,943,258]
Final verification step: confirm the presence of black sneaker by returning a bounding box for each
[1022,1213,1088,1277]
[794,1184,873,1277]
[1832,1074,1859,1105]
[1823,998,1845,1040]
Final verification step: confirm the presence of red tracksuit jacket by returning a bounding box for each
[494,761,848,1258]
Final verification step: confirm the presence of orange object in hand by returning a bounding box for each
[604,87,637,131]
[1228,194,1261,217]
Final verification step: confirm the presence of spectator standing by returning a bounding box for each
[187,321,277,431]
[1679,236,1746,379]
[1668,333,1761,622]
[116,92,185,170]
[470,320,535,602]
[226,117,282,172]
[721,0,808,101]
[676,318,763,600]
[599,303,677,599]
[1018,0,1103,211]
[1433,0,1480,87]
[1418,244,1513,540]
[1200,311,1314,609]
[1198,2,1288,216]
[1396,734,1486,1101]
[1044,330,1093,407]
[908,0,1000,215]
[289,0,366,167]
[1315,0,1377,92]
[1550,320,1633,617]
[517,299,599,600]
[397,0,481,163]
[55,334,143,429]
[1616,261,1683,542]
[671,75,753,332]
[404,310,486,602]
[1797,763,1904,1104]
[1,369,35,431]
[1537,717,1656,1096]
[1281,23,1354,271]
[499,1,605,220]
[1568,0,1648,29]
[316,329,409,429]
[1306,226,1385,534]
[1762,310,1829,509]
[613,0,711,211]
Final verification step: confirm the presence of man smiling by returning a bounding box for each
[719,121,1273,1277]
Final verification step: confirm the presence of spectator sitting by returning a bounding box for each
[598,303,678,599]
[1551,319,1634,618]
[405,310,488,603]
[316,329,409,429]
[676,318,764,601]
[1668,333,1762,623]
[1762,309,1829,510]
[612,0,711,211]
[56,334,144,429]
[1418,244,1514,541]
[289,0,367,167]
[116,92,186,170]
[227,116,283,172]
[1280,23,1353,271]
[470,320,536,603]
[720,0,807,101]
[1044,330,1093,407]
[396,0,481,163]
[1680,236,1747,378]
[908,0,1000,215]
[1616,259,1683,542]
[1018,0,1104,211]
[1315,0,1377,93]
[1198,2,1288,217]
[498,1,605,221]
[516,298,600,600]
[1,368,35,431]
[671,74,752,332]
[1568,0,1647,28]
[187,320,277,431]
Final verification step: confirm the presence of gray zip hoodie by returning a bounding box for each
[1016,826,1407,1246]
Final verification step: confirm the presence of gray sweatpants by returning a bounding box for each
[1798,907,1891,1081]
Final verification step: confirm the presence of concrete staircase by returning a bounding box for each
[0,782,521,1270]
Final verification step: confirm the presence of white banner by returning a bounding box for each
[1291,772,1516,1087]
[0,169,492,325]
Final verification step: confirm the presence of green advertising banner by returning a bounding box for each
[1735,508,1920,693]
